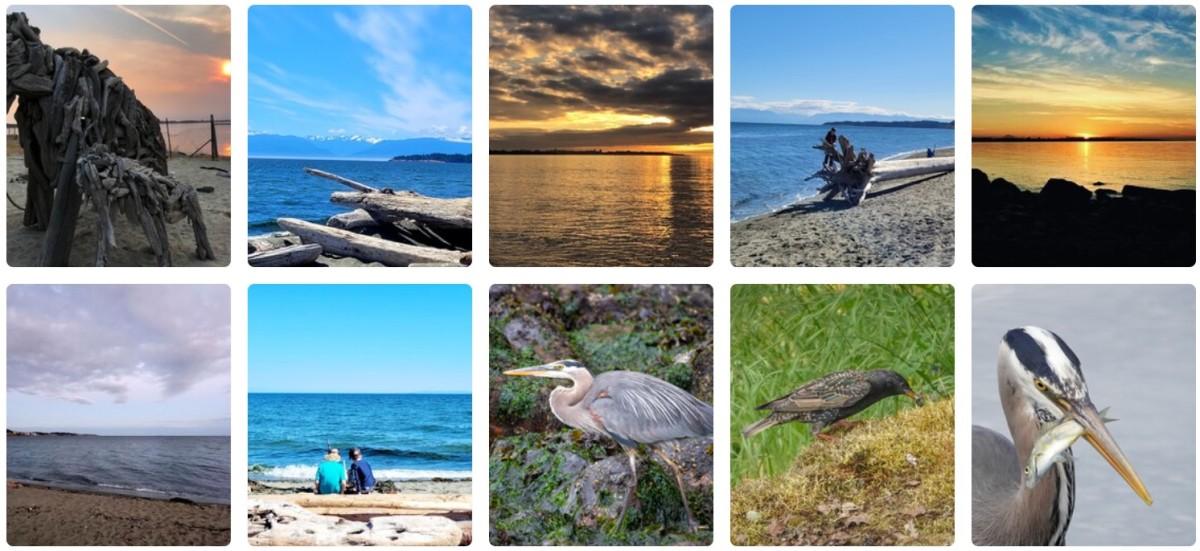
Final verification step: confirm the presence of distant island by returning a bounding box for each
[974,135,1195,142]
[391,153,471,163]
[8,429,93,436]
[823,120,954,129]
[490,149,682,156]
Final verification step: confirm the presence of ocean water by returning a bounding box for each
[248,393,471,481]
[973,285,1195,545]
[7,435,230,504]
[490,154,713,266]
[248,158,471,234]
[973,141,1196,192]
[731,122,954,221]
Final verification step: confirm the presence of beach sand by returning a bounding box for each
[732,163,955,267]
[7,483,230,545]
[7,155,231,266]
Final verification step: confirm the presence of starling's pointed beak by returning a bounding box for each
[905,390,925,406]
[1071,401,1152,505]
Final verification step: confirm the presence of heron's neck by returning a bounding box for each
[998,379,1072,544]
[550,370,592,408]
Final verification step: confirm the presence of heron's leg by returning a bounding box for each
[653,446,699,532]
[616,446,639,528]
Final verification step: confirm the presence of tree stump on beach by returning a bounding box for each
[6,12,212,266]
[810,135,877,206]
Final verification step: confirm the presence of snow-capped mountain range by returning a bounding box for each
[248,134,471,160]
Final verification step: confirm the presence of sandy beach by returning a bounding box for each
[249,480,471,546]
[732,152,955,267]
[7,154,231,267]
[7,482,230,545]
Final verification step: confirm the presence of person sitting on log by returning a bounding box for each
[314,448,347,495]
[347,448,376,495]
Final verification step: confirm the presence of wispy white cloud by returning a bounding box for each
[115,5,189,47]
[732,95,947,120]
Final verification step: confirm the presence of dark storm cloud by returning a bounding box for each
[490,5,713,149]
[7,285,231,405]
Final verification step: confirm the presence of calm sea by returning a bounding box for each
[7,435,230,504]
[490,154,713,266]
[248,158,471,234]
[248,393,471,481]
[731,122,953,221]
[973,141,1196,192]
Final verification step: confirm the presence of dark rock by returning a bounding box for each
[195,185,215,193]
[568,455,633,527]
[1040,178,1091,210]
[1092,181,1106,187]
[502,315,571,362]
[1122,185,1193,207]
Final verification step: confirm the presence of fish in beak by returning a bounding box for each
[1069,400,1153,505]
[1025,417,1086,488]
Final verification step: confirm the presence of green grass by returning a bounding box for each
[731,284,954,484]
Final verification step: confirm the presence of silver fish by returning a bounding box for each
[1024,417,1086,489]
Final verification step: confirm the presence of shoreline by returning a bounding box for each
[8,481,230,545]
[9,478,229,505]
[732,149,955,267]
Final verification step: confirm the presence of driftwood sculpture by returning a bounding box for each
[810,135,955,207]
[7,12,213,266]
[247,167,471,267]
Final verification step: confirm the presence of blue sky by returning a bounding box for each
[732,6,953,120]
[249,285,471,393]
[7,285,230,436]
[249,6,471,140]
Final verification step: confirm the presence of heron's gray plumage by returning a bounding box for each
[586,371,713,446]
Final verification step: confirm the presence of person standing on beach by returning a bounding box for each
[347,448,377,494]
[315,448,347,494]
[823,127,838,170]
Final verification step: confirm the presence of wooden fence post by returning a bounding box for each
[209,114,218,160]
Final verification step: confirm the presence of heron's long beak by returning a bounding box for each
[502,364,558,378]
[1070,400,1153,505]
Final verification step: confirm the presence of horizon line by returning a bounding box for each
[248,390,471,395]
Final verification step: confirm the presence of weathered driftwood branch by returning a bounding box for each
[7,12,212,266]
[330,192,472,231]
[809,135,953,206]
[304,167,377,192]
[277,218,467,267]
[248,243,323,267]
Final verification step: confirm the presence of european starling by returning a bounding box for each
[742,369,922,439]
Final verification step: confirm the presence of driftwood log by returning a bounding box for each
[810,135,954,206]
[248,243,323,267]
[277,218,467,267]
[6,12,213,266]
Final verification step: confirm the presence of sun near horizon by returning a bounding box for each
[489,6,713,153]
[973,6,1195,141]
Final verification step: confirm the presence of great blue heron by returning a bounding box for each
[503,359,713,530]
[742,369,922,439]
[972,327,1152,545]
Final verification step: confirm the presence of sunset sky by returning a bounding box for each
[5,6,230,123]
[974,6,1195,139]
[490,6,713,152]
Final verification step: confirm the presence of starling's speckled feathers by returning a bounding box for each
[742,369,918,438]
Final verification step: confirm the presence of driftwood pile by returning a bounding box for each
[248,168,471,267]
[6,12,213,266]
[810,135,955,206]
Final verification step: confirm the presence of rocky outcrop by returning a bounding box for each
[972,171,1194,267]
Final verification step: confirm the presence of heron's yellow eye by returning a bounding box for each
[1034,379,1048,391]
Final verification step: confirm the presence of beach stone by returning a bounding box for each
[1122,185,1190,207]
[1040,178,1091,210]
